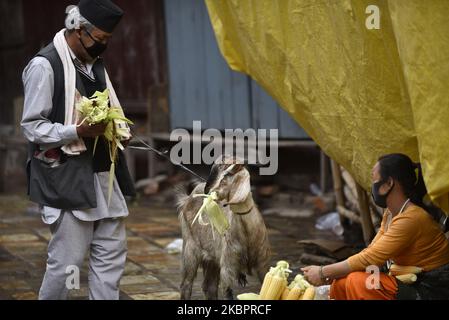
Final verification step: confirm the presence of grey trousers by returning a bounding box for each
[39,211,127,300]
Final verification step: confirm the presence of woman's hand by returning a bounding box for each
[301,265,325,286]
[302,261,351,287]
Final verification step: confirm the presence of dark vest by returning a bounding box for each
[26,42,135,210]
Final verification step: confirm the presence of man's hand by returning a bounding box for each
[76,121,107,138]
[121,135,132,148]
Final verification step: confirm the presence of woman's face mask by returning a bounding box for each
[371,179,394,208]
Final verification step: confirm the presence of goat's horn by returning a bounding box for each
[204,164,219,194]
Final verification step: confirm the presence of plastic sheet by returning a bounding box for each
[205,0,449,213]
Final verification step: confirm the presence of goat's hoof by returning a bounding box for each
[225,288,234,300]
[238,273,248,287]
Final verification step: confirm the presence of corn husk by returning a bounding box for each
[395,273,417,284]
[76,89,133,205]
[288,274,310,290]
[389,264,423,276]
[192,192,230,236]
[287,274,316,300]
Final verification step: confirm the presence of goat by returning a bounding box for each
[177,155,271,300]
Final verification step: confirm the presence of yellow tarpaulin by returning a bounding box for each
[205,0,449,214]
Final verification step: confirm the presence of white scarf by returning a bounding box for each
[53,29,129,155]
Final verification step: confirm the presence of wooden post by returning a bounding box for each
[330,159,344,208]
[13,96,24,136]
[0,142,4,193]
[147,88,155,179]
[355,182,375,245]
[147,137,156,178]
[331,159,349,226]
[320,150,328,193]
[337,205,361,224]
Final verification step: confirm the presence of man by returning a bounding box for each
[21,0,135,300]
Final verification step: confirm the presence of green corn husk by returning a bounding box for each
[76,89,134,206]
[192,192,230,236]
[288,274,311,290]
[93,137,99,156]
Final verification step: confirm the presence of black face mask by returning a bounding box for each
[371,179,394,208]
[79,28,107,59]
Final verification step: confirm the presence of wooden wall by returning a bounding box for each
[0,0,169,133]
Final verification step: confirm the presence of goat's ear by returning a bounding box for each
[228,169,251,204]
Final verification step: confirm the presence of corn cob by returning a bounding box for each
[287,274,315,300]
[301,286,316,300]
[395,273,417,284]
[389,264,422,276]
[259,270,274,299]
[262,268,287,300]
[237,293,260,300]
[260,261,292,300]
[286,286,303,300]
[288,274,307,290]
[281,287,290,300]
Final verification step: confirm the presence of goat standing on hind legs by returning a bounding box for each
[177,156,271,300]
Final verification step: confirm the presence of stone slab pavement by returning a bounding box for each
[0,194,343,300]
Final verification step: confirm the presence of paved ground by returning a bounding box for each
[0,193,344,300]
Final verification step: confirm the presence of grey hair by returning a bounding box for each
[65,5,94,31]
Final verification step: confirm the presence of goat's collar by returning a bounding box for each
[234,205,254,215]
[229,192,254,215]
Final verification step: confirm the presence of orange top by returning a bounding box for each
[348,204,449,272]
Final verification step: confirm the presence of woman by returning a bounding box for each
[302,153,449,299]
